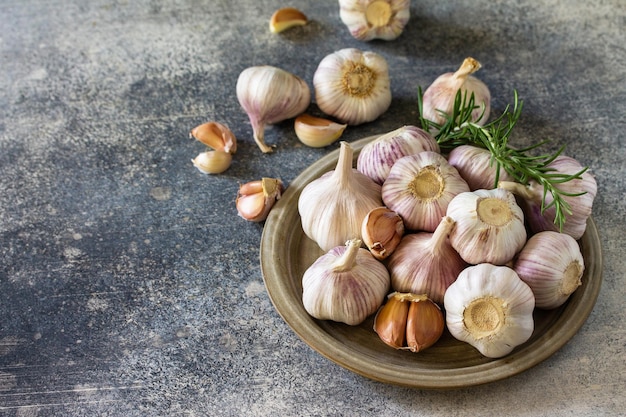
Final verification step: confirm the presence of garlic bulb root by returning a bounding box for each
[339,0,410,41]
[236,177,284,222]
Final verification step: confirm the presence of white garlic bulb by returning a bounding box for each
[339,0,410,41]
[313,48,391,125]
[514,231,585,309]
[382,151,470,232]
[386,216,466,304]
[444,263,535,358]
[236,65,311,153]
[302,239,390,325]
[422,57,491,126]
[298,141,383,252]
[447,145,513,190]
[446,188,526,265]
[357,125,440,185]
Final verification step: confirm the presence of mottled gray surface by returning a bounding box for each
[0,0,624,415]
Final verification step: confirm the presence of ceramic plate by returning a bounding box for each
[259,136,603,389]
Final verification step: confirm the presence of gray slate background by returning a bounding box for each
[1,0,625,415]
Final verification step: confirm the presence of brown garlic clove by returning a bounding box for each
[269,7,308,34]
[191,150,232,174]
[361,207,404,260]
[294,114,347,148]
[405,296,445,352]
[236,178,284,222]
[190,121,237,154]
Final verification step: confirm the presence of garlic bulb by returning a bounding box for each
[313,48,391,125]
[236,65,311,153]
[294,114,347,148]
[447,145,513,190]
[498,155,597,240]
[386,216,466,304]
[422,57,491,126]
[447,188,526,265]
[298,141,383,252]
[361,207,404,260]
[338,0,410,41]
[236,178,284,222]
[382,151,470,232]
[191,150,232,174]
[444,263,535,358]
[514,231,585,309]
[357,125,440,185]
[190,121,237,154]
[302,239,390,325]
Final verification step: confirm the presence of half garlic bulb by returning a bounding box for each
[444,263,535,358]
[339,0,410,41]
[313,48,391,125]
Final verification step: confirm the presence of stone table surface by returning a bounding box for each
[1,0,625,416]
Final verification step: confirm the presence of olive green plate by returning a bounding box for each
[259,136,603,389]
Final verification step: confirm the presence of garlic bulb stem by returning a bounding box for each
[331,239,360,272]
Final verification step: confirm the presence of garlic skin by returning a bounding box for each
[422,57,491,126]
[236,178,284,222]
[357,125,440,185]
[302,239,390,326]
[339,0,410,41]
[386,216,466,304]
[298,141,383,252]
[382,151,470,232]
[447,188,526,265]
[294,114,347,148]
[514,231,585,309]
[447,145,513,190]
[191,150,232,174]
[190,121,237,154]
[361,207,404,260]
[313,48,391,125]
[498,155,597,240]
[236,66,311,153]
[444,264,535,358]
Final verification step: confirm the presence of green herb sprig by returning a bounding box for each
[417,88,588,231]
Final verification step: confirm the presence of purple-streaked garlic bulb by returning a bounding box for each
[447,145,513,190]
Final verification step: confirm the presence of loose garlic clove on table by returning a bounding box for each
[269,7,308,33]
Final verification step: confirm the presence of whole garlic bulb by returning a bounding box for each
[386,216,466,304]
[357,125,440,185]
[446,188,526,265]
[447,145,513,190]
[382,151,470,232]
[298,141,383,252]
[514,231,585,309]
[302,239,390,325]
[236,65,311,153]
[313,48,391,125]
[498,155,597,240]
[422,57,491,126]
[339,0,410,41]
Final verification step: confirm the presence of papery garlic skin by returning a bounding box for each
[447,188,526,265]
[514,231,584,309]
[313,48,391,125]
[302,239,390,325]
[236,66,311,153]
[236,178,284,222]
[387,216,466,304]
[298,141,383,252]
[444,264,535,358]
[339,0,410,41]
[357,125,440,185]
[382,151,470,232]
[422,57,491,126]
[447,145,512,190]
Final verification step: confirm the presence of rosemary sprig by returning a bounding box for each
[417,88,588,231]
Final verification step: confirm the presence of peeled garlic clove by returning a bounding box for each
[302,239,390,326]
[405,295,444,353]
[514,231,584,309]
[236,66,311,153]
[269,7,307,33]
[361,207,404,260]
[191,150,232,174]
[382,151,470,232]
[313,48,391,125]
[339,0,410,41]
[373,292,410,349]
[190,121,237,154]
[447,188,527,265]
[444,264,535,358]
[294,114,347,148]
[447,145,513,190]
[422,57,491,126]
[357,125,440,185]
[236,177,284,222]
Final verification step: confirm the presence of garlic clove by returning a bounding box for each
[339,0,410,41]
[361,207,404,260]
[294,114,347,148]
[236,177,284,222]
[191,150,232,174]
[269,7,308,33]
[405,295,445,353]
[373,292,410,349]
[190,121,237,154]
